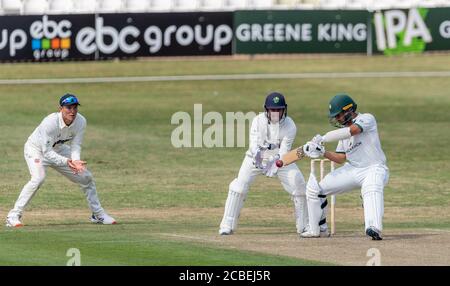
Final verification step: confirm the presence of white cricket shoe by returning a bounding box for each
[6,215,23,228]
[90,213,117,225]
[297,224,310,234]
[300,230,320,238]
[298,224,329,234]
[219,227,233,235]
[300,228,330,238]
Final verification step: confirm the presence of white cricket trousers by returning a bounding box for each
[320,163,389,231]
[8,143,104,218]
[220,155,308,232]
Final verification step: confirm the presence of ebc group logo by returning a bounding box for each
[30,15,72,60]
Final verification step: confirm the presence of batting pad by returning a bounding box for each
[292,195,308,233]
[220,190,246,231]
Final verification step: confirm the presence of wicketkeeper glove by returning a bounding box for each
[253,146,267,169]
[262,154,280,177]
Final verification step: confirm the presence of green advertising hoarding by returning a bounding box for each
[234,10,370,54]
[427,8,450,51]
[372,7,450,55]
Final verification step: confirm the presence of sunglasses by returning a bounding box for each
[61,96,79,106]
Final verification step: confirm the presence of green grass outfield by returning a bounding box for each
[0,54,449,265]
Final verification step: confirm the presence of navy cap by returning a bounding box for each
[264,92,286,109]
[59,93,80,106]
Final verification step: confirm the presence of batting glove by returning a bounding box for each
[311,134,324,145]
[303,142,325,159]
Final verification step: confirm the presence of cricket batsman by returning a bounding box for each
[219,92,328,236]
[301,93,389,240]
[6,94,116,227]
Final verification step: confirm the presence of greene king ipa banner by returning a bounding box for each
[372,7,450,55]
[233,10,370,54]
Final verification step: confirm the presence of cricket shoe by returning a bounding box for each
[300,228,330,238]
[300,230,320,238]
[90,213,117,225]
[366,227,382,240]
[297,226,308,234]
[219,227,233,235]
[6,215,23,228]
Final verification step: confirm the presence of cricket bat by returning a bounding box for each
[275,146,304,168]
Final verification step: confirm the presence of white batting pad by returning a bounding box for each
[220,190,246,232]
[292,195,308,233]
[306,172,324,235]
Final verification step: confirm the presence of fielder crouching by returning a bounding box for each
[6,94,116,227]
[301,93,389,240]
[219,92,328,236]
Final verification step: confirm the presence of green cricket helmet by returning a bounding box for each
[328,93,357,128]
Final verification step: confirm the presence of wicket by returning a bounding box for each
[310,159,336,235]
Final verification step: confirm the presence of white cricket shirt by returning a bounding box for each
[246,113,297,158]
[336,113,387,168]
[26,112,86,166]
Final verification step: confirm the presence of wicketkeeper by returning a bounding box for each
[219,92,328,236]
[301,93,389,240]
[6,94,116,227]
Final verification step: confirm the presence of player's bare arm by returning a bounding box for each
[322,124,361,164]
[323,151,346,164]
